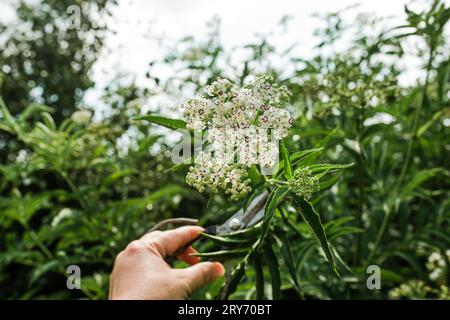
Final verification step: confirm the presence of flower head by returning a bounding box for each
[182,75,292,134]
[182,75,292,199]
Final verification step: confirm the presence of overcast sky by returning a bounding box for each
[1,0,444,111]
[95,0,410,83]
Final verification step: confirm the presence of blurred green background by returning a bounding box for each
[0,0,449,299]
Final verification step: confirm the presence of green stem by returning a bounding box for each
[57,169,89,212]
[25,225,53,259]
[397,47,433,190]
[354,105,365,266]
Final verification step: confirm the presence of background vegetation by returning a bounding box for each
[0,0,449,299]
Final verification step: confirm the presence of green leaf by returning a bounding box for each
[290,148,324,163]
[402,168,444,195]
[318,173,342,191]
[201,232,252,246]
[417,108,449,137]
[361,123,390,142]
[165,156,193,173]
[0,97,19,133]
[263,241,281,300]
[252,255,265,300]
[133,114,187,130]
[19,104,53,123]
[274,231,302,295]
[280,142,293,179]
[292,195,338,275]
[221,221,263,240]
[307,163,354,175]
[29,260,60,286]
[41,112,56,130]
[259,187,290,244]
[218,262,246,300]
[193,248,250,261]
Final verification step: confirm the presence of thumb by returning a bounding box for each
[181,262,225,292]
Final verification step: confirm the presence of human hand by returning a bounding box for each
[109,226,225,300]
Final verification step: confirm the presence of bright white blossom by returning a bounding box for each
[183,75,292,199]
[426,251,447,282]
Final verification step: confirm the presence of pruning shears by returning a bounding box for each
[204,191,269,235]
[147,191,269,261]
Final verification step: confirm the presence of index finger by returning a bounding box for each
[140,226,204,258]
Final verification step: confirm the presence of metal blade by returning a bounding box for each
[214,191,269,235]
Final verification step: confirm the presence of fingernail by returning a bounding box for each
[212,262,225,278]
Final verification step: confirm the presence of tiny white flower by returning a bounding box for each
[182,75,292,200]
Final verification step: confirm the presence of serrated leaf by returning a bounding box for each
[274,231,302,295]
[259,187,290,244]
[218,262,246,300]
[318,173,342,191]
[280,142,293,179]
[133,114,187,130]
[307,163,354,175]
[193,248,249,261]
[201,232,251,246]
[290,148,324,163]
[292,195,338,275]
[252,255,265,300]
[263,241,281,300]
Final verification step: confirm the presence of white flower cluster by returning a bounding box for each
[183,75,292,200]
[426,251,450,282]
[186,152,252,200]
[183,75,292,133]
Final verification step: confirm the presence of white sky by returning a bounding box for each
[94,0,410,84]
[85,0,423,113]
[1,0,447,112]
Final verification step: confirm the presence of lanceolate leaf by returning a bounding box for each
[133,114,187,130]
[252,255,265,300]
[292,195,338,275]
[274,231,302,295]
[308,163,354,175]
[219,262,246,300]
[259,187,290,244]
[290,148,324,163]
[280,142,293,179]
[402,168,444,195]
[193,248,250,261]
[318,173,342,191]
[201,232,252,246]
[291,148,324,168]
[263,241,281,300]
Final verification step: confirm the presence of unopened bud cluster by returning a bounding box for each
[288,167,319,200]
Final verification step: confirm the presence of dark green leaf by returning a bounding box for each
[263,241,281,300]
[252,255,265,300]
[280,142,293,179]
[259,187,290,244]
[292,195,338,275]
[133,114,187,130]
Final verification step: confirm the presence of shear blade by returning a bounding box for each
[214,191,269,235]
